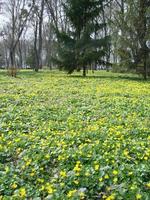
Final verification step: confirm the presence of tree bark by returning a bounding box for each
[38,0,44,69]
[139,0,147,80]
[9,49,17,77]
[83,66,86,77]
[34,19,39,72]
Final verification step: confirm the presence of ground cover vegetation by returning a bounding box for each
[0,71,149,199]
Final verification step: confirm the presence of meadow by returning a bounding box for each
[0,71,150,200]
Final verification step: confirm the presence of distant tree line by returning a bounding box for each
[0,0,150,79]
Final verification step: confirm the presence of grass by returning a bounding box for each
[0,70,150,199]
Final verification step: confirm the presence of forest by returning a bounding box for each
[0,1,150,200]
[0,0,150,79]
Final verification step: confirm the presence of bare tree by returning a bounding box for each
[30,0,45,72]
[45,0,68,32]
[2,0,35,76]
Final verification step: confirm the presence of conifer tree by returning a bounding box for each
[55,0,110,76]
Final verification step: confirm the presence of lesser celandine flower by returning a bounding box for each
[46,183,54,194]
[104,174,109,179]
[19,188,26,198]
[60,170,67,178]
[112,170,118,176]
[11,183,17,189]
[94,164,99,171]
[67,189,77,198]
[106,193,115,200]
[145,182,150,188]
[136,194,142,199]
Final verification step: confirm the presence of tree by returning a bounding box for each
[111,0,150,78]
[55,0,110,76]
[2,0,35,76]
[29,0,45,72]
[45,0,68,32]
[137,0,148,80]
[43,21,57,69]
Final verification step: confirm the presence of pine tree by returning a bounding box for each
[55,0,110,76]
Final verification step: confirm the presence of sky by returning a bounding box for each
[0,1,8,29]
[0,15,7,29]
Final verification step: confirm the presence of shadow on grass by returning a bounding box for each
[68,74,147,82]
[0,69,149,82]
[0,70,45,79]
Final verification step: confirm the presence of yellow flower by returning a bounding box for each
[16,148,21,154]
[46,183,54,194]
[112,170,118,176]
[130,185,137,190]
[113,177,118,183]
[40,167,44,171]
[25,159,31,166]
[123,149,129,156]
[67,189,77,198]
[106,193,115,200]
[136,194,142,199]
[19,188,26,198]
[75,172,80,176]
[145,182,150,188]
[79,191,85,198]
[21,165,26,170]
[45,154,50,159]
[94,164,99,171]
[85,172,90,176]
[37,178,44,183]
[74,180,79,185]
[99,177,103,182]
[87,154,92,158]
[144,156,148,160]
[40,185,45,191]
[30,172,35,177]
[5,166,10,173]
[128,172,133,176]
[60,171,67,178]
[73,164,82,172]
[106,187,111,191]
[104,174,109,179]
[11,183,17,189]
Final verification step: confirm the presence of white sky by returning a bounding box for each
[0,15,8,29]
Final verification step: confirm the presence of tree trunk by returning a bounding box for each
[18,40,23,68]
[139,0,147,80]
[83,66,86,77]
[38,0,44,69]
[34,19,39,72]
[102,2,109,72]
[10,50,15,67]
[9,49,17,77]
[143,48,147,80]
